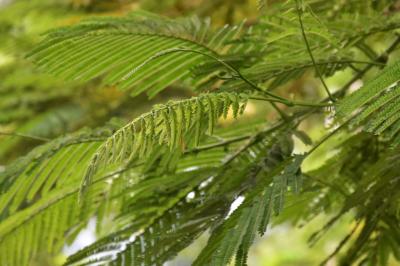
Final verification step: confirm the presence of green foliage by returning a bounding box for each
[337,62,400,145]
[82,92,248,190]
[194,155,304,266]
[28,13,248,98]
[0,128,114,266]
[1,0,400,265]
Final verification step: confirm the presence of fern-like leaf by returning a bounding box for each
[194,155,304,266]
[28,13,245,98]
[336,61,400,145]
[82,92,248,191]
[0,128,114,265]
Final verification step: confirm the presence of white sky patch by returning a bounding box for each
[249,150,257,158]
[199,176,214,189]
[348,79,363,93]
[63,219,97,256]
[226,196,245,218]
[182,166,200,172]
[187,191,195,200]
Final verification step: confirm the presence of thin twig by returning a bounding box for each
[301,36,400,155]
[320,220,361,266]
[128,47,296,105]
[302,173,348,197]
[184,135,251,154]
[250,96,332,107]
[270,101,291,121]
[0,132,50,142]
[223,120,293,165]
[295,0,334,102]
[307,119,351,156]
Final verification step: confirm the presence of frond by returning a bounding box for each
[66,168,225,266]
[193,155,304,266]
[0,128,114,265]
[28,13,246,98]
[332,149,400,265]
[216,4,400,93]
[215,5,352,92]
[65,130,296,266]
[336,61,400,145]
[82,92,249,190]
[2,1,400,265]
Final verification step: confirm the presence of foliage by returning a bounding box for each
[1,0,400,265]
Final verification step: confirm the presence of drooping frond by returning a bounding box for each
[193,155,304,266]
[82,92,249,190]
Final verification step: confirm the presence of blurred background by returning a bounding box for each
[0,0,399,265]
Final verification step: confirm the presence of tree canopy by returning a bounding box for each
[0,0,400,265]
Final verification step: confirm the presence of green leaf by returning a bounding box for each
[194,155,304,266]
[28,14,245,98]
[337,61,400,118]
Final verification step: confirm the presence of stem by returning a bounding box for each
[299,35,400,155]
[248,96,293,106]
[186,111,308,157]
[185,135,251,154]
[356,41,379,61]
[270,101,291,121]
[307,119,351,156]
[131,47,295,105]
[292,35,400,156]
[0,132,50,142]
[249,96,332,107]
[295,0,334,102]
[319,220,361,266]
[223,120,295,165]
